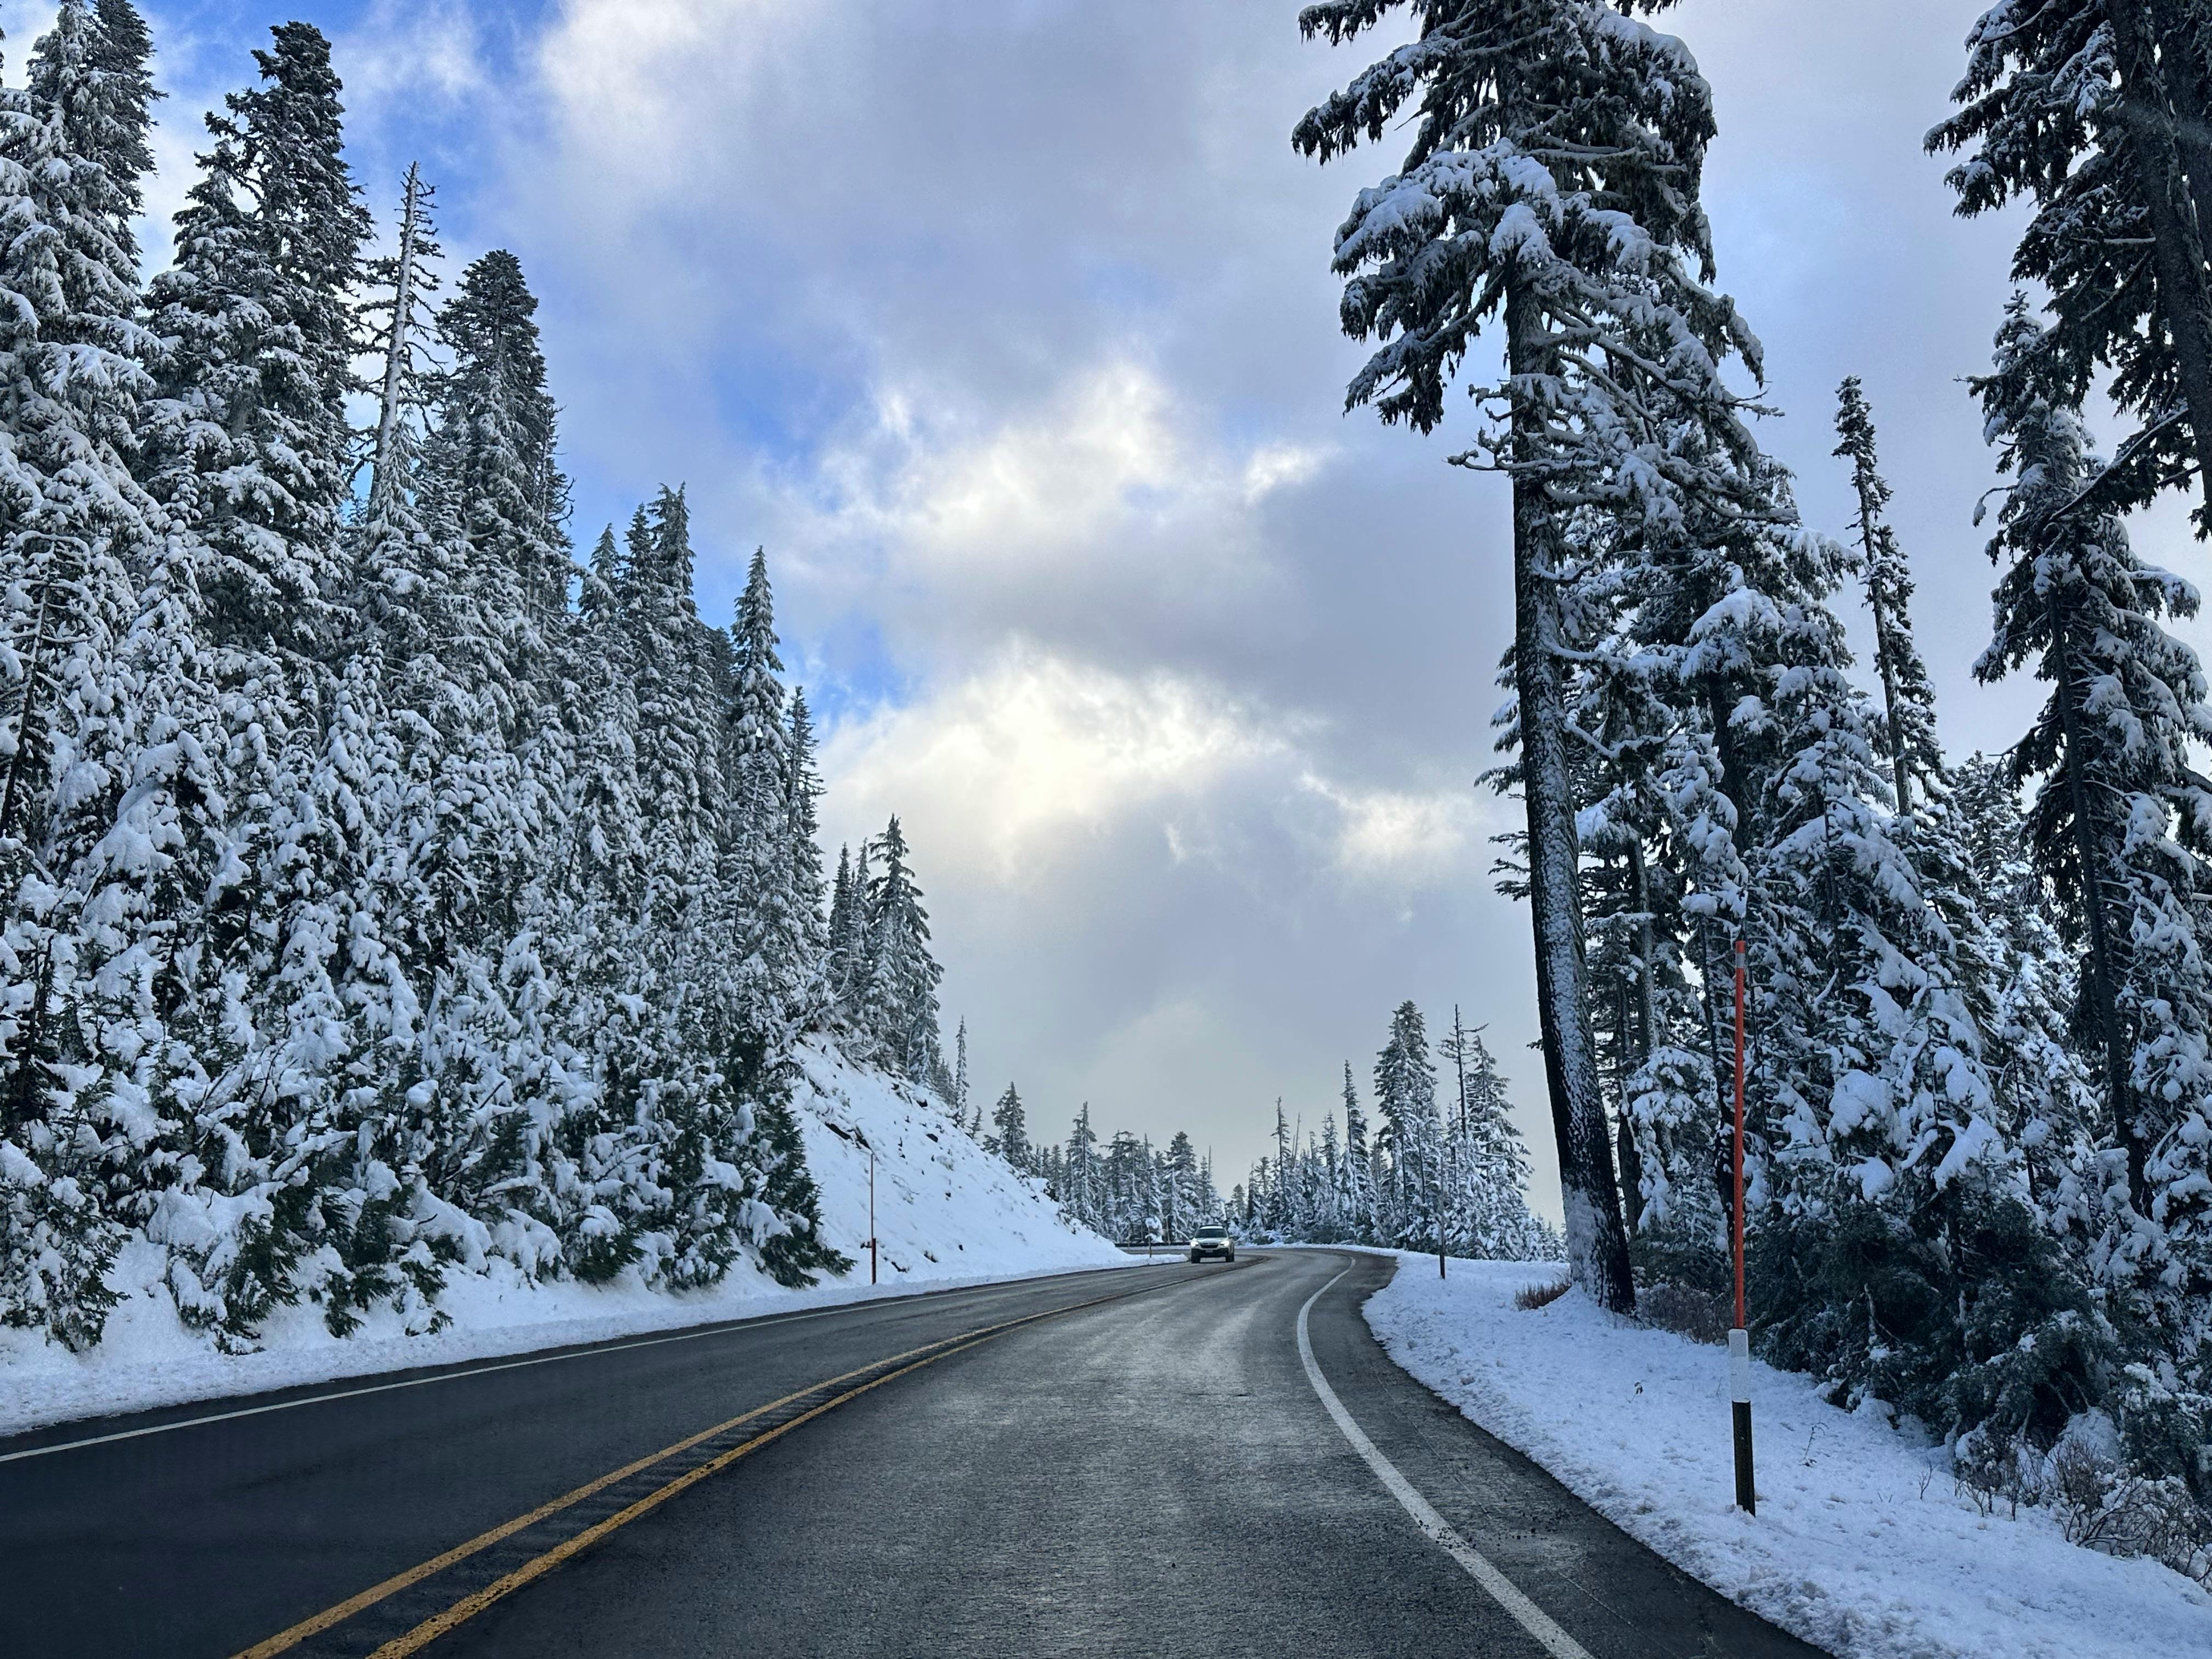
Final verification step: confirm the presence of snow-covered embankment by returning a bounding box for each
[0,1037,1127,1438]
[1363,1255,2211,1659]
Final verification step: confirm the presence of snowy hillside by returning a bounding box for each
[0,1042,1128,1440]
[1364,1257,2212,1659]
[788,1039,1124,1283]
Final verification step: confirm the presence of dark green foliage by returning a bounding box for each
[1754,1179,2108,1447]
[751,1053,850,1288]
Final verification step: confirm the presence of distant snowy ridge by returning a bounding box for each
[1364,1258,2211,1659]
[0,1041,1130,1440]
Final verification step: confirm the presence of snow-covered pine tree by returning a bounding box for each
[1973,297,2212,1385]
[142,21,365,655]
[1061,1100,1097,1226]
[1161,1128,1199,1243]
[950,1017,970,1129]
[1104,1129,1153,1241]
[838,836,873,1024]
[52,0,156,280]
[1338,1059,1373,1243]
[1312,1111,1345,1243]
[827,843,855,995]
[1949,753,2108,1227]
[1261,1099,1295,1239]
[1932,1,2212,532]
[88,18,393,1341]
[1833,377,1941,814]
[1547,500,1724,1279]
[1295,0,1762,1310]
[424,249,573,723]
[857,815,942,1081]
[0,0,170,1346]
[725,546,805,1032]
[1373,1001,1442,1251]
[989,1082,1031,1173]
[786,687,829,970]
[1446,1020,1544,1260]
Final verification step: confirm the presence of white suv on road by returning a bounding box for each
[1188,1226,1235,1263]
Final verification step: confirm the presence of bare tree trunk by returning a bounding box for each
[2105,0,2212,522]
[1853,491,1914,814]
[1629,836,1658,1057]
[1615,974,1644,1236]
[2046,585,2150,1209]
[1508,274,1635,1313]
[2145,14,2212,367]
[369,163,428,518]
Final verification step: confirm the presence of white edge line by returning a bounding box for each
[1,1265,1143,1466]
[1296,1265,1595,1659]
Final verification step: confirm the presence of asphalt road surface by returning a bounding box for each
[2,1250,1829,1658]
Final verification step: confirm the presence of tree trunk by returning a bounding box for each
[1615,974,1645,1236]
[1629,836,1658,1057]
[2147,14,2212,366]
[2047,584,2150,1209]
[1854,494,1914,815]
[369,164,425,519]
[2105,0,2212,524]
[1507,274,1636,1313]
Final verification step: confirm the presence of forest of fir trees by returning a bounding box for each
[1227,1003,1559,1259]
[962,1000,1556,1260]
[1294,0,2212,1555]
[0,6,970,1352]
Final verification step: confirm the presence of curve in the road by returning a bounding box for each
[1296,1266,1590,1659]
[3,1250,1831,1659]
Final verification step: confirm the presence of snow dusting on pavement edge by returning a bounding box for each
[0,1039,1133,1439]
[1362,1253,2211,1659]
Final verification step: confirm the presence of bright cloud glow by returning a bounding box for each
[819,646,1291,886]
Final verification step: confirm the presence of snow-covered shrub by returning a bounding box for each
[1515,1277,1572,1311]
[1954,1407,2212,1586]
[1638,1280,1729,1347]
[1755,1177,2111,1454]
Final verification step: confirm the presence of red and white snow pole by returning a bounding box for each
[1730,940,1756,1516]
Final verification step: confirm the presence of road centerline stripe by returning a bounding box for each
[227,1259,1255,1658]
[1295,1265,1595,1659]
[361,1335,1000,1659]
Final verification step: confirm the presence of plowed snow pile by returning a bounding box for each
[0,1037,1127,1437]
[1364,1255,2211,1659]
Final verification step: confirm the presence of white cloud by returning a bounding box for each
[533,0,803,201]
[1298,772,1479,878]
[818,645,1292,887]
[787,357,1323,627]
[339,1,490,110]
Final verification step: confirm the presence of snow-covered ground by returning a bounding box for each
[1363,1254,2212,1659]
[0,1038,1129,1439]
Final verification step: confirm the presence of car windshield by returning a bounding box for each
[1197,1228,1228,1239]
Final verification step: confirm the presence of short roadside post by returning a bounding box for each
[869,1146,879,1286]
[1730,940,1756,1516]
[1436,1145,1448,1279]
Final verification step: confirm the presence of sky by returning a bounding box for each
[36,0,2194,1222]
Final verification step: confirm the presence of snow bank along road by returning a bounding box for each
[2,1251,1828,1658]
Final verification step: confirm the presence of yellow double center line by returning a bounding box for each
[234,1265,1238,1659]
